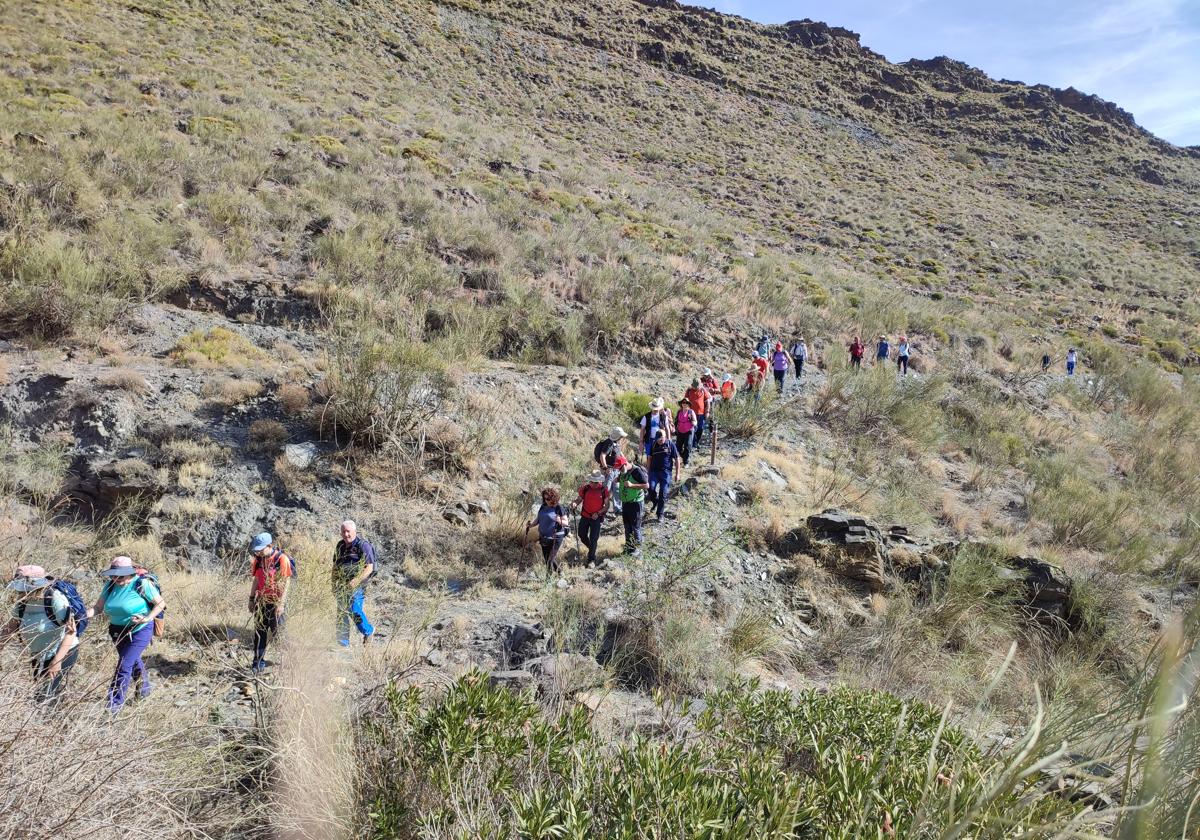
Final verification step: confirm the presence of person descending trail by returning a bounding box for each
[875,335,890,366]
[639,398,673,460]
[1066,348,1078,376]
[684,378,709,447]
[95,556,164,712]
[675,398,696,467]
[720,374,736,402]
[593,427,628,511]
[647,428,682,522]
[247,532,293,673]
[332,520,376,647]
[1,565,82,706]
[896,335,911,376]
[1042,353,1052,372]
[789,337,807,380]
[770,342,791,393]
[617,458,649,553]
[524,487,570,577]
[571,472,610,566]
[755,333,771,359]
[848,336,865,370]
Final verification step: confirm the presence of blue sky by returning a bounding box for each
[707,0,1200,146]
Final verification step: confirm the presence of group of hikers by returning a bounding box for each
[3,328,1087,706]
[2,519,382,709]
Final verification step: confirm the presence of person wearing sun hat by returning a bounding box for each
[638,396,673,460]
[247,532,293,673]
[570,470,611,566]
[94,556,164,711]
[1,565,80,705]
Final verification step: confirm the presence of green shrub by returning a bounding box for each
[614,391,652,426]
[0,427,69,506]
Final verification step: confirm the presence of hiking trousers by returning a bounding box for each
[773,369,786,391]
[578,516,602,565]
[677,430,693,466]
[539,537,565,575]
[31,644,78,707]
[336,587,374,646]
[648,469,672,519]
[693,414,706,446]
[897,355,909,375]
[622,500,643,549]
[794,358,805,378]
[253,601,284,666]
[107,622,153,711]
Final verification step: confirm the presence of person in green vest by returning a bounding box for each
[617,457,650,553]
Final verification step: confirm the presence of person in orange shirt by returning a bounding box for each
[720,374,736,402]
[684,378,710,446]
[248,532,294,674]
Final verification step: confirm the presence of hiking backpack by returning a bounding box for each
[103,567,165,638]
[17,577,89,637]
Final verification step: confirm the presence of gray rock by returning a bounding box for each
[488,670,534,691]
[466,499,490,516]
[442,507,470,527]
[525,653,607,693]
[283,442,318,469]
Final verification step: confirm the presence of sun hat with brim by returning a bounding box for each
[586,471,604,484]
[250,532,273,553]
[650,397,665,410]
[100,564,138,578]
[8,564,51,592]
[609,426,628,441]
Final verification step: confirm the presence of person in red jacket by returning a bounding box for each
[684,378,710,446]
[848,336,865,370]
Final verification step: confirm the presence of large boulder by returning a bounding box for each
[804,509,887,591]
[1001,556,1073,624]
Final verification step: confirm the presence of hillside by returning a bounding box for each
[2,1,1200,838]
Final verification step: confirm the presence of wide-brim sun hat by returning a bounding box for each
[724,374,733,382]
[586,471,604,483]
[101,556,138,578]
[251,532,273,552]
[703,368,712,376]
[650,397,664,410]
[8,564,51,592]
[609,426,627,441]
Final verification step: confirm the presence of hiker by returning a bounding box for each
[755,333,771,359]
[684,378,709,446]
[745,364,762,401]
[770,342,792,392]
[720,374,736,402]
[848,336,865,370]
[332,520,376,647]
[1041,353,1052,372]
[752,350,769,382]
[1,566,81,705]
[617,458,649,552]
[639,397,673,459]
[896,335,911,376]
[593,427,628,511]
[95,556,164,712]
[675,398,696,466]
[524,487,569,576]
[247,532,293,673]
[876,335,890,365]
[789,337,807,379]
[701,368,719,397]
[1066,348,1078,376]
[647,428,681,522]
[571,471,610,566]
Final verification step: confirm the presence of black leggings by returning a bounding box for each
[253,603,283,665]
[539,537,564,574]
[897,355,909,375]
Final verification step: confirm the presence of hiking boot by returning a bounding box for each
[362,633,373,647]
[251,660,266,674]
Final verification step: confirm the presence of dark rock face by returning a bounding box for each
[1001,556,1074,624]
[780,19,862,50]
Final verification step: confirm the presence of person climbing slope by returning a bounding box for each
[524,487,570,576]
[789,337,807,379]
[875,335,890,366]
[593,427,628,511]
[639,398,673,460]
[745,364,762,401]
[770,342,792,392]
[332,520,376,647]
[247,532,293,673]
[752,350,769,382]
[1066,348,1078,376]
[896,335,911,376]
[1,565,81,706]
[647,428,682,522]
[571,472,610,566]
[675,397,696,467]
[1041,353,1052,372]
[684,378,709,446]
[720,374,736,402]
[701,368,719,398]
[755,334,771,359]
[617,459,649,553]
[94,556,164,712]
[848,336,865,370]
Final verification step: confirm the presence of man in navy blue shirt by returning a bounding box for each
[647,429,681,522]
[332,519,376,646]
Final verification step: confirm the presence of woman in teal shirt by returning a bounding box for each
[93,556,164,711]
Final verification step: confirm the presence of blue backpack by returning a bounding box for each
[17,577,90,637]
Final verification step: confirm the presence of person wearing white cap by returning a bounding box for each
[570,471,611,566]
[95,556,164,711]
[1,565,80,705]
[248,532,294,673]
[593,427,628,512]
[638,397,673,460]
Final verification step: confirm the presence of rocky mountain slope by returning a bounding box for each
[2,0,1200,837]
